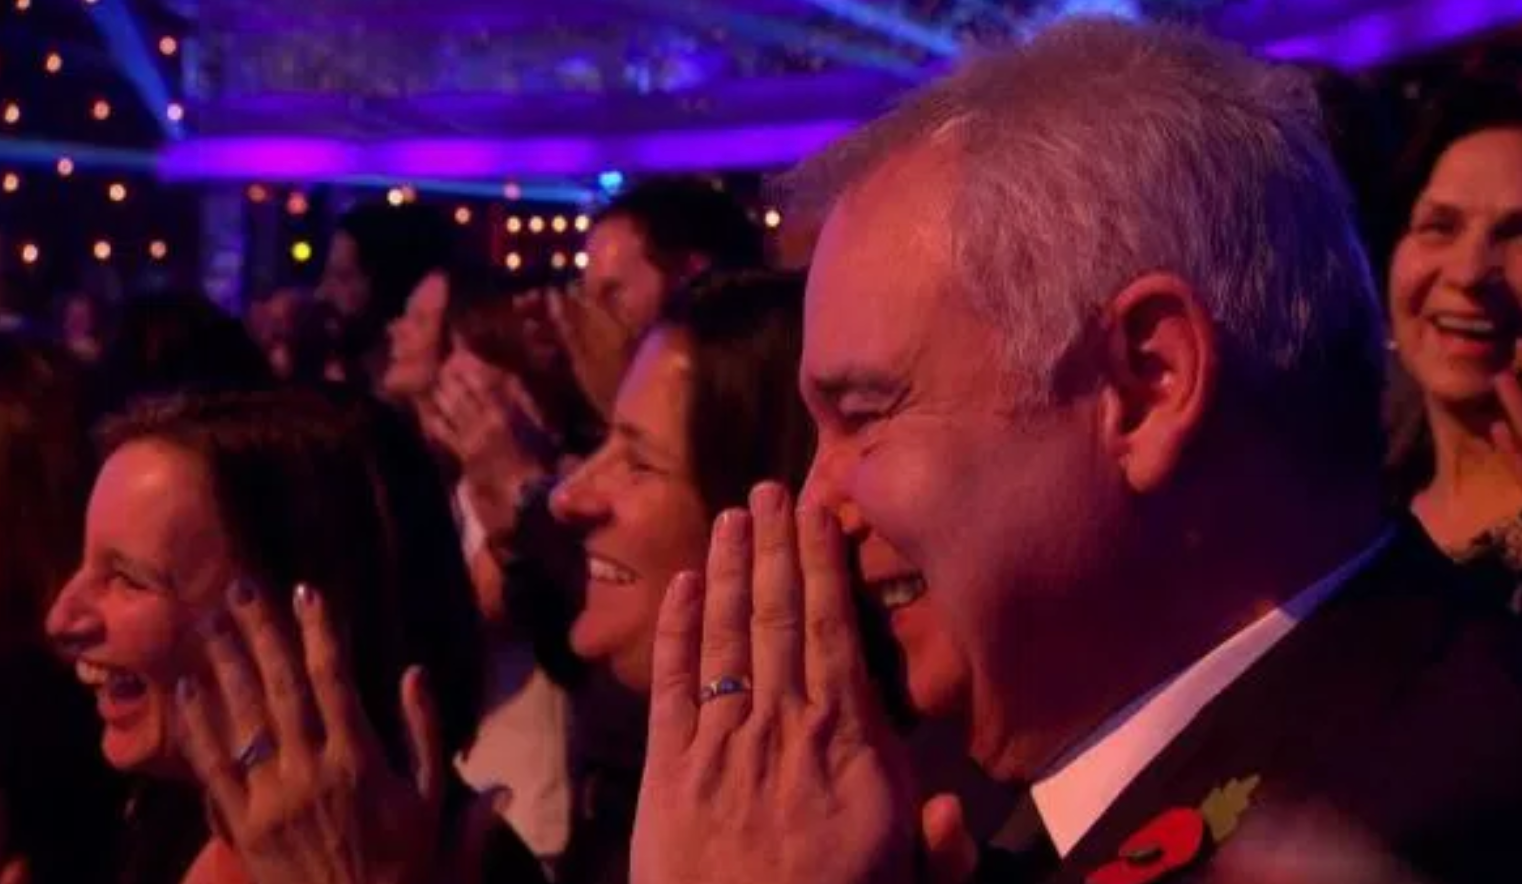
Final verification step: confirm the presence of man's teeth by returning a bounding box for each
[587,556,637,585]
[1432,315,1502,337]
[875,575,927,610]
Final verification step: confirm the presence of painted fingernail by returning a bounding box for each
[227,578,256,607]
[750,482,786,514]
[176,676,197,704]
[293,582,316,610]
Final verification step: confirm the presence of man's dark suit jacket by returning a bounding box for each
[980,517,1522,883]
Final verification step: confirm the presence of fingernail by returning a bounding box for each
[176,676,197,704]
[750,482,786,514]
[293,582,316,610]
[717,509,751,542]
[669,571,700,600]
[227,578,256,607]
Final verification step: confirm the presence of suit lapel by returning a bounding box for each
[1051,521,1468,884]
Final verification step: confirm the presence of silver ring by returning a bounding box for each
[698,675,752,705]
[233,729,277,774]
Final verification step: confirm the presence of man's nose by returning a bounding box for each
[800,451,866,537]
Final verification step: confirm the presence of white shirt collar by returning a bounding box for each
[1030,527,1394,856]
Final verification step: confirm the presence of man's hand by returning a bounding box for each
[631,483,919,884]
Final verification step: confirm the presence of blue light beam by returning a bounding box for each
[794,0,961,58]
[87,0,183,140]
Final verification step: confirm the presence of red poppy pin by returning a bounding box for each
[1086,775,1262,884]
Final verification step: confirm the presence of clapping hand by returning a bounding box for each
[176,581,443,884]
[545,283,639,420]
[631,483,919,884]
[1491,368,1522,485]
[421,353,555,540]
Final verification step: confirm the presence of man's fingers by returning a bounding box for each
[796,506,869,720]
[697,511,755,736]
[648,571,703,763]
[922,794,978,884]
[748,483,805,710]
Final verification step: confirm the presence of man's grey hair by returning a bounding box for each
[779,18,1386,468]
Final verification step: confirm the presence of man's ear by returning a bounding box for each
[1094,273,1218,493]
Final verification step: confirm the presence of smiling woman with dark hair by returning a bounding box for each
[1384,77,1522,611]
[46,387,546,884]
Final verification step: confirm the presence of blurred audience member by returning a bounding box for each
[91,291,271,419]
[1385,79,1522,611]
[0,334,122,884]
[58,291,111,365]
[545,178,765,417]
[47,388,546,884]
[320,203,456,390]
[382,271,451,409]
[416,264,591,868]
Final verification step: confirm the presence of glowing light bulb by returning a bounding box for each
[386,188,405,207]
[16,0,32,12]
[166,102,184,122]
[291,241,313,263]
[92,99,111,120]
[506,217,522,234]
[574,251,589,270]
[528,216,545,234]
[20,243,38,264]
[551,252,567,270]
[56,157,74,177]
[149,240,167,260]
[1,173,17,193]
[93,240,112,261]
[247,184,269,203]
[2,104,18,125]
[503,182,522,200]
[454,206,472,225]
[286,192,309,216]
[763,209,782,229]
[505,252,522,271]
[159,36,178,56]
[551,216,568,233]
[574,215,590,232]
[44,53,62,75]
[108,183,127,202]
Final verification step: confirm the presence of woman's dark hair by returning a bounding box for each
[657,270,815,515]
[1384,78,1522,502]
[0,335,93,648]
[91,292,270,419]
[98,388,485,771]
[0,334,122,884]
[1305,65,1401,289]
[444,263,604,457]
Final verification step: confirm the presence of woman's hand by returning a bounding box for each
[176,581,444,884]
[545,283,639,420]
[422,356,555,540]
[630,483,919,884]
[1491,370,1522,484]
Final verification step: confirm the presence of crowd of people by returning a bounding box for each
[5,15,1522,884]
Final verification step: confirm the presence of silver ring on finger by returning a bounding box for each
[233,728,277,774]
[698,675,752,706]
